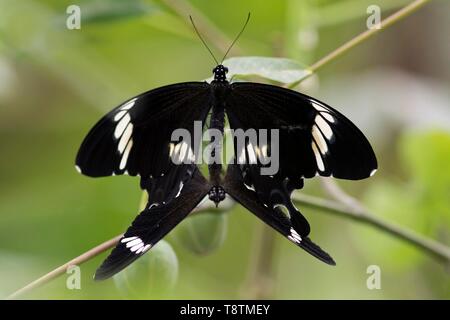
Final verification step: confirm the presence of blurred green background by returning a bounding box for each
[0,0,449,299]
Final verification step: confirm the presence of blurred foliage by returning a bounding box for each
[114,240,178,299]
[0,0,449,299]
[173,212,228,255]
[359,131,450,269]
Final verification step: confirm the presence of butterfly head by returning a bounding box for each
[213,65,228,82]
[208,186,226,207]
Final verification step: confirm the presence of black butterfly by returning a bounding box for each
[76,17,377,280]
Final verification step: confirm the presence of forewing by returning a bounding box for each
[226,82,377,180]
[76,82,211,177]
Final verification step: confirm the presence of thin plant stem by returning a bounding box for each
[5,203,225,300]
[6,234,123,300]
[292,192,450,263]
[242,223,277,299]
[9,188,450,299]
[288,0,432,88]
[308,0,432,73]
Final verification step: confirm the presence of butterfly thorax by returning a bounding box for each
[212,64,228,83]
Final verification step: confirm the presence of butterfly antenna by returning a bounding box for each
[221,12,251,63]
[189,15,219,65]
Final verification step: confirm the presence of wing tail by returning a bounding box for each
[297,237,335,266]
[224,165,335,266]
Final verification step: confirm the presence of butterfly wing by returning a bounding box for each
[94,165,210,280]
[226,82,377,180]
[76,82,211,178]
[222,82,377,265]
[223,164,335,265]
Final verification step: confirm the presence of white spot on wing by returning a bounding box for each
[130,243,144,252]
[173,142,181,155]
[187,146,195,162]
[148,203,159,209]
[171,141,194,163]
[312,142,325,172]
[75,165,82,174]
[120,98,137,110]
[254,145,261,158]
[121,236,138,243]
[114,114,131,139]
[135,246,145,254]
[261,144,268,158]
[288,228,302,244]
[313,102,328,112]
[320,112,335,123]
[126,238,142,248]
[238,146,246,164]
[119,139,133,170]
[114,110,127,122]
[312,125,328,155]
[118,123,133,154]
[169,143,175,156]
[136,245,150,254]
[315,115,333,140]
[175,181,184,198]
[370,169,377,177]
[247,143,257,164]
[179,141,188,162]
[244,182,255,192]
[256,144,268,162]
[121,236,151,254]
[141,244,151,254]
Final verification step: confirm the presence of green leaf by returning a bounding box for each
[218,56,312,85]
[113,240,178,299]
